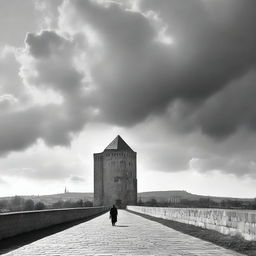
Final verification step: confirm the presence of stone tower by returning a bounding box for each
[94,135,137,208]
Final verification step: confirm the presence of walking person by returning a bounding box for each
[110,205,118,226]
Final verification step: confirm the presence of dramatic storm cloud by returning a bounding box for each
[1,0,256,196]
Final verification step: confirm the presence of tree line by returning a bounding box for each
[137,197,256,210]
[2,196,256,212]
[0,196,93,213]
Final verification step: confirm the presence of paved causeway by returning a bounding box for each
[4,210,243,256]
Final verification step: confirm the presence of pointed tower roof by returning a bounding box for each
[104,135,133,151]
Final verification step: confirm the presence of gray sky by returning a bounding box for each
[1,0,256,197]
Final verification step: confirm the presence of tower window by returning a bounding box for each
[114,176,121,182]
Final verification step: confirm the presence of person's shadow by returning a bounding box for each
[115,225,129,227]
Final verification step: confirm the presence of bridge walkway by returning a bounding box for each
[3,210,243,256]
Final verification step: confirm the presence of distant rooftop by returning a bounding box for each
[104,135,133,151]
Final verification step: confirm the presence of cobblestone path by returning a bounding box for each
[4,210,243,256]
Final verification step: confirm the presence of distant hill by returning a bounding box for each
[1,190,254,205]
[138,190,255,203]
[138,190,198,202]
[1,192,93,206]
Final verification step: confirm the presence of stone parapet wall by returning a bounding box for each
[127,206,256,241]
[0,206,109,240]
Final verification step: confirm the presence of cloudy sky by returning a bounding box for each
[1,0,256,198]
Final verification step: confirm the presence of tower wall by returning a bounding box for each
[94,153,103,206]
[93,135,137,208]
[102,150,137,208]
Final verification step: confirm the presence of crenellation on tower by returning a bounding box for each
[94,135,137,208]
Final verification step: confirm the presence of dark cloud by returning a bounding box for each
[1,0,256,165]
[193,71,256,138]
[137,0,256,137]
[0,104,86,156]
[70,0,181,125]
[68,0,256,135]
[0,108,41,155]
[25,30,86,97]
[129,112,256,177]
[26,31,67,58]
[0,29,90,155]
[191,156,256,178]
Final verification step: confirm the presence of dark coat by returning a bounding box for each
[110,206,118,223]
